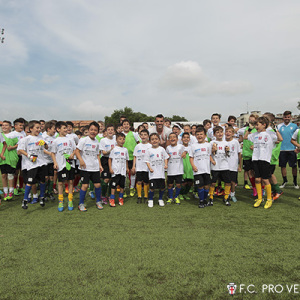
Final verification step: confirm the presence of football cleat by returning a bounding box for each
[119,198,124,206]
[279,182,287,189]
[264,199,273,209]
[244,184,251,190]
[225,200,231,206]
[96,201,103,210]
[130,188,135,197]
[158,200,165,207]
[198,201,205,208]
[148,200,154,208]
[254,199,263,208]
[273,191,283,201]
[294,183,299,189]
[136,197,142,204]
[39,197,45,207]
[109,199,116,207]
[58,201,64,212]
[68,201,74,211]
[22,199,28,209]
[174,197,180,205]
[207,200,213,206]
[78,203,87,212]
[166,198,173,204]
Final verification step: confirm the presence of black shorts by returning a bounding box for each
[57,167,75,182]
[183,178,193,184]
[0,164,16,174]
[128,160,133,170]
[45,163,54,177]
[111,174,126,189]
[149,179,165,190]
[229,171,238,183]
[194,174,211,188]
[243,159,253,171]
[270,165,276,175]
[279,151,297,168]
[211,170,231,184]
[101,157,111,179]
[252,161,271,180]
[16,155,22,170]
[22,169,28,184]
[167,175,183,185]
[80,170,101,185]
[26,165,47,184]
[136,171,149,183]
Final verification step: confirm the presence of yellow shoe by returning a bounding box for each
[254,199,263,208]
[264,199,273,209]
[244,184,251,190]
[130,188,135,197]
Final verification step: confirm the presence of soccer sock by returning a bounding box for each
[9,187,14,194]
[198,188,204,201]
[293,176,297,185]
[110,194,115,199]
[79,189,87,205]
[175,187,181,198]
[204,189,209,200]
[144,184,149,198]
[168,188,173,199]
[149,190,154,200]
[283,176,287,183]
[130,174,136,189]
[95,187,102,202]
[68,193,73,202]
[3,187,8,194]
[255,183,262,200]
[273,183,281,193]
[19,176,24,188]
[159,190,164,200]
[265,184,272,200]
[209,186,215,199]
[58,194,63,202]
[101,181,107,197]
[136,183,142,198]
[119,192,124,198]
[250,177,256,188]
[48,180,54,193]
[39,183,46,198]
[24,185,32,200]
[224,185,231,200]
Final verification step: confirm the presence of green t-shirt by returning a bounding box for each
[123,131,137,161]
[0,133,19,168]
[242,127,257,160]
[269,128,281,165]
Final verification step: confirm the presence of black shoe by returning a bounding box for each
[22,199,28,209]
[137,197,142,204]
[203,199,208,207]
[144,197,148,204]
[198,201,205,208]
[207,200,213,206]
[39,197,45,207]
[49,193,55,201]
[225,200,231,206]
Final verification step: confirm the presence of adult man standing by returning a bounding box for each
[149,114,172,148]
[278,110,299,189]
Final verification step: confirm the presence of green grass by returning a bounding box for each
[1,170,300,299]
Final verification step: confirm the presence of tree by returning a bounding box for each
[167,115,188,122]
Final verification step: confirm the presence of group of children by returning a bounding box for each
[0,111,285,211]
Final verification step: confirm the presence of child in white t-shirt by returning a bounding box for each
[108,133,129,207]
[166,133,186,205]
[144,133,169,208]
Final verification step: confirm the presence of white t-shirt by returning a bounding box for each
[17,135,48,170]
[144,146,169,180]
[248,131,277,162]
[148,126,172,145]
[17,138,29,171]
[133,143,152,172]
[292,129,299,141]
[226,139,241,171]
[67,133,79,145]
[207,125,226,141]
[99,137,116,158]
[51,136,76,172]
[178,134,197,146]
[77,136,101,172]
[189,142,212,175]
[0,134,4,144]
[109,146,129,177]
[210,140,229,171]
[166,144,185,176]
[43,133,56,164]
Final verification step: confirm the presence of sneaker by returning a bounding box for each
[3,193,8,201]
[144,197,148,204]
[198,201,205,208]
[294,183,299,189]
[179,194,184,201]
[148,200,154,208]
[68,201,74,211]
[58,201,64,212]
[7,192,13,200]
[254,199,263,208]
[244,184,251,190]
[273,191,283,201]
[53,188,58,194]
[49,193,55,201]
[225,200,231,206]
[22,199,28,209]
[231,195,237,202]
[89,191,95,199]
[123,192,128,198]
[174,197,180,205]
[184,194,190,200]
[279,181,287,189]
[109,198,116,207]
[252,188,258,197]
[130,188,135,197]
[78,203,87,212]
[96,201,103,210]
[119,198,124,206]
[14,188,20,196]
[264,199,273,209]
[158,199,165,207]
[39,197,45,207]
[166,198,173,204]
[137,197,142,204]
[207,199,213,206]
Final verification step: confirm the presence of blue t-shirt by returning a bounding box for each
[278,122,298,151]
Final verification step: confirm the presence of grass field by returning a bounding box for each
[1,169,300,299]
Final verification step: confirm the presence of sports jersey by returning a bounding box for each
[178,134,197,145]
[51,136,76,172]
[242,127,257,160]
[5,130,26,143]
[226,139,241,171]
[207,125,226,141]
[43,133,56,164]
[109,146,129,177]
[123,131,139,160]
[99,136,116,157]
[210,140,229,171]
[278,122,297,151]
[77,136,101,172]
[17,135,48,170]
[144,146,169,180]
[133,143,152,172]
[189,142,212,175]
[166,144,185,176]
[66,133,79,145]
[248,131,277,163]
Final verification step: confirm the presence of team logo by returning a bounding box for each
[264,137,268,142]
[92,145,96,148]
[227,283,237,295]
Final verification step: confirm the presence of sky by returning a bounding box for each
[1,0,300,123]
